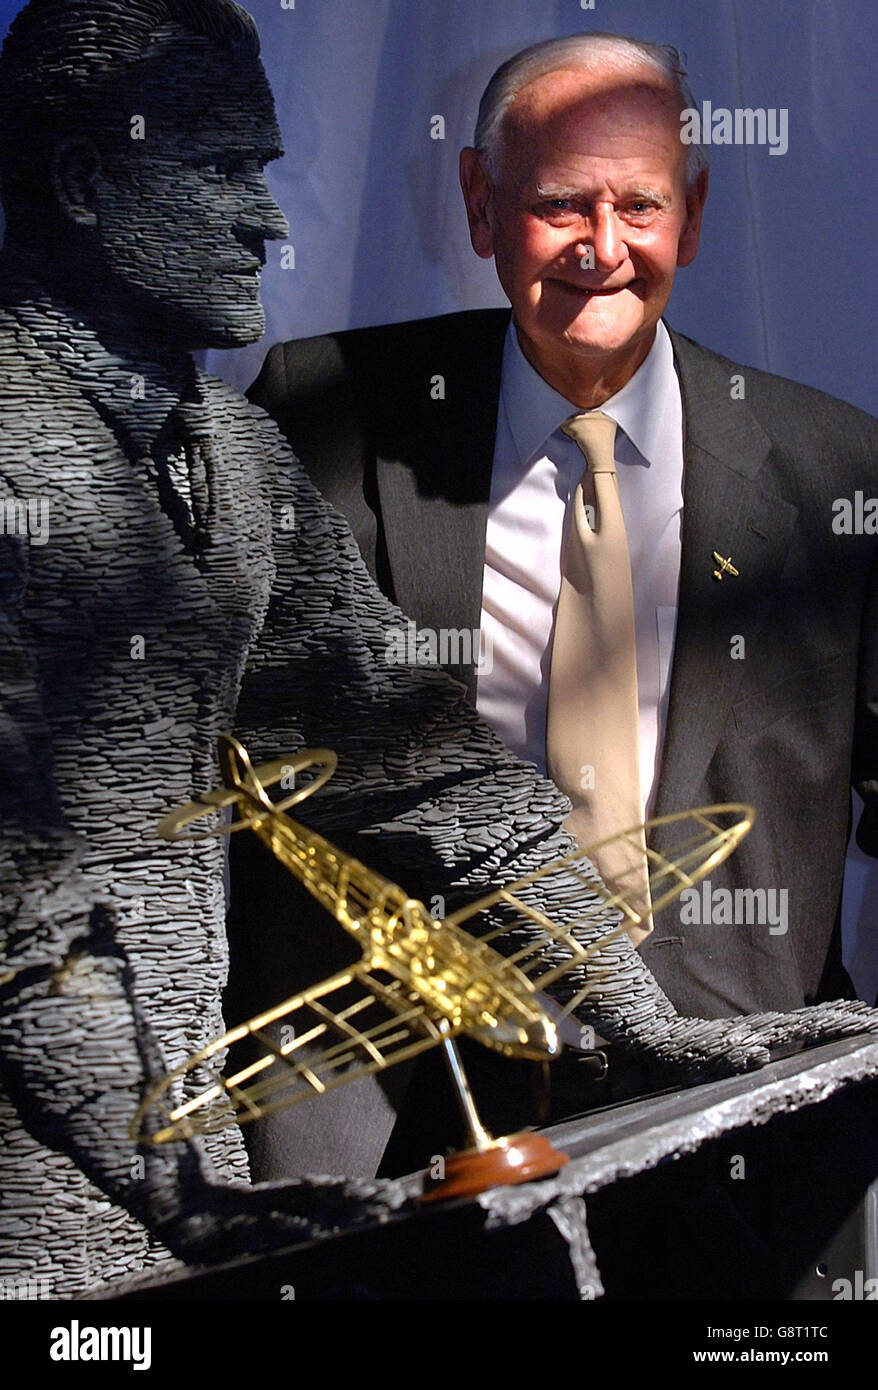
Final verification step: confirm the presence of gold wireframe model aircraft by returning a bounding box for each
[133,735,753,1196]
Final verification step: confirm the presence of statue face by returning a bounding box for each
[89,33,289,350]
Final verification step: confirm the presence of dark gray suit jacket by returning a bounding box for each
[249,309,878,1018]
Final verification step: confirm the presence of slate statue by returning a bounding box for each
[0,0,875,1299]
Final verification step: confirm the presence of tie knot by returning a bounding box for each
[562,410,617,474]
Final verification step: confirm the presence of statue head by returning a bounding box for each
[0,0,289,351]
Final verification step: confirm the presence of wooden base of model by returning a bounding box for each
[419,1130,569,1202]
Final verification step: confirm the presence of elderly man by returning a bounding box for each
[250,32,878,1021]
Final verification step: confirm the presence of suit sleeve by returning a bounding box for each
[247,337,347,444]
[247,340,287,420]
[853,544,878,856]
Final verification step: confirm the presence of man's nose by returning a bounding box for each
[580,205,626,271]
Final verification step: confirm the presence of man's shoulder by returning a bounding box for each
[280,306,508,360]
[669,327,878,449]
[249,308,510,410]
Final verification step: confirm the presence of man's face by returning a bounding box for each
[461,64,706,396]
[89,34,289,351]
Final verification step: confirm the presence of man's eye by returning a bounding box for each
[537,199,579,220]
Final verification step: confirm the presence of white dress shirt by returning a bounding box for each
[476,318,685,817]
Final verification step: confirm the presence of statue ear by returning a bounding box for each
[50,138,102,228]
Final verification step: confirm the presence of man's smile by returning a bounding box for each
[547,277,645,299]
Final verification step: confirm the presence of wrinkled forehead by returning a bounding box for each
[106,27,282,158]
[500,65,686,181]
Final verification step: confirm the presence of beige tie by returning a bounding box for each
[546,411,652,943]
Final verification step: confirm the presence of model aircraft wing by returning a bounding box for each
[446,804,754,1020]
[133,959,453,1144]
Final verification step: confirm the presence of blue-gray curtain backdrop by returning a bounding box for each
[1,0,875,996]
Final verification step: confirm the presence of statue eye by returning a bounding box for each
[211,158,249,179]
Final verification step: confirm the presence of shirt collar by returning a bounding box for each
[501,316,679,470]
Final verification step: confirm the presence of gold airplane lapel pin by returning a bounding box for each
[712,551,739,581]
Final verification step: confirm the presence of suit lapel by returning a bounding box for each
[375,310,509,699]
[652,331,799,821]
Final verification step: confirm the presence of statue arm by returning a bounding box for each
[0,525,402,1274]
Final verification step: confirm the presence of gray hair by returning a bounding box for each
[473,32,709,187]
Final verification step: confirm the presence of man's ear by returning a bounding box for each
[50,138,102,228]
[677,167,708,268]
[459,146,495,259]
